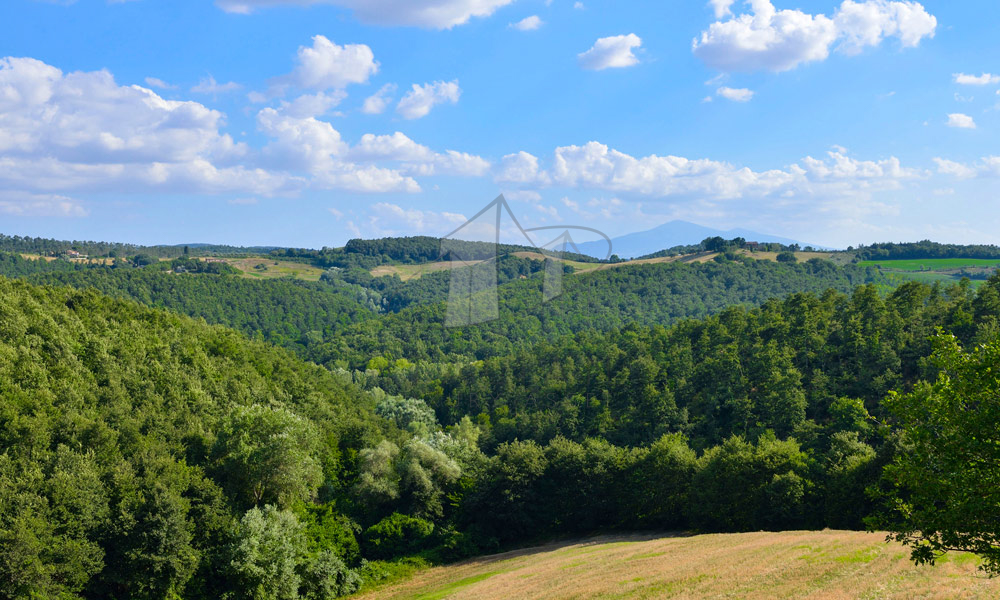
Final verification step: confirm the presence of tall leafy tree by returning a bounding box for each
[880,333,1000,573]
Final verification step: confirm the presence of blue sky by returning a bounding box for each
[1,0,998,249]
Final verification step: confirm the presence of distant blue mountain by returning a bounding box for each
[575,220,826,259]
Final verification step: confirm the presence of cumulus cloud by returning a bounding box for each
[215,0,515,29]
[275,90,346,118]
[834,0,937,54]
[362,83,397,114]
[709,0,735,18]
[578,34,642,70]
[497,151,550,185]
[495,141,921,201]
[947,113,976,129]
[351,131,490,176]
[0,55,485,201]
[510,15,543,31]
[0,56,277,196]
[693,0,936,73]
[265,35,378,99]
[0,191,87,217]
[934,156,1000,179]
[717,86,754,101]
[933,157,976,179]
[255,108,420,192]
[954,72,1000,85]
[396,80,461,119]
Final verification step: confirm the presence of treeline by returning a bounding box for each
[275,236,600,272]
[0,232,283,258]
[854,240,1000,260]
[636,236,806,260]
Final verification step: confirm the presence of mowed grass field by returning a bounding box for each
[353,531,998,600]
[215,257,326,281]
[858,258,1000,271]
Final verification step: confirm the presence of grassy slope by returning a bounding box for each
[354,531,997,600]
[209,257,327,281]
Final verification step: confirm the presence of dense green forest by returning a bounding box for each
[24,269,381,352]
[311,258,891,369]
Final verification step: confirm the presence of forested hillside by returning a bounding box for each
[312,257,891,368]
[354,278,996,450]
[0,277,393,598]
[25,269,381,351]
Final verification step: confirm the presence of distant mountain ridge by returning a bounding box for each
[575,220,826,259]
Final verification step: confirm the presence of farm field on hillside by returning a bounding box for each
[215,257,326,280]
[354,531,997,600]
[858,258,1000,271]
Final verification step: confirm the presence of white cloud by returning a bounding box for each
[366,202,468,236]
[351,131,490,176]
[954,72,1000,85]
[255,109,421,192]
[693,0,936,73]
[934,156,1000,179]
[510,15,543,31]
[933,157,976,179]
[144,77,176,90]
[834,0,937,55]
[709,0,735,18]
[947,113,976,129]
[578,34,642,71]
[573,1,584,9]
[717,86,754,101]
[497,151,550,185]
[396,80,461,119]
[496,141,921,201]
[190,75,242,95]
[264,35,378,99]
[0,55,485,200]
[276,90,346,118]
[0,190,87,217]
[361,83,397,114]
[0,56,281,196]
[215,0,515,29]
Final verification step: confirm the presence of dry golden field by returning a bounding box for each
[353,530,998,600]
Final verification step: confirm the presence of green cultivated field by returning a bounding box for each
[354,531,998,600]
[858,258,1000,271]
